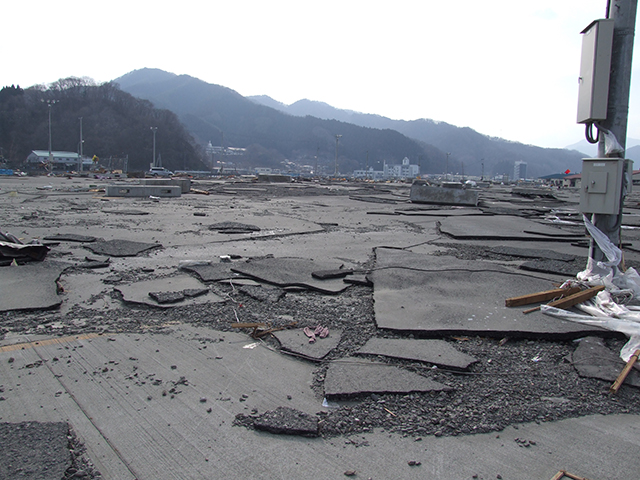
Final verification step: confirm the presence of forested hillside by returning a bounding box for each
[0,78,205,172]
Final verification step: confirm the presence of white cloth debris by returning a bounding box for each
[541,215,640,361]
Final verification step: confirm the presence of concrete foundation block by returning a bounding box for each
[410,181,479,206]
[139,178,191,193]
[106,185,182,197]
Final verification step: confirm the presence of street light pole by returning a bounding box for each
[150,127,157,168]
[334,134,342,177]
[46,100,58,173]
[78,117,83,172]
[445,152,450,181]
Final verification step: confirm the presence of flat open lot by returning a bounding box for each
[1,175,639,479]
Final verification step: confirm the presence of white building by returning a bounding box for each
[353,157,419,180]
[514,161,527,180]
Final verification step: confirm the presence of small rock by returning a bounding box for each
[344,471,356,477]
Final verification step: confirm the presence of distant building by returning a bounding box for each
[514,161,527,180]
[353,167,385,181]
[353,157,419,180]
[25,150,91,171]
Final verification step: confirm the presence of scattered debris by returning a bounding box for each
[550,470,593,480]
[273,328,343,361]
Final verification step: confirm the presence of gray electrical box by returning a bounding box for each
[580,158,627,214]
[577,19,614,124]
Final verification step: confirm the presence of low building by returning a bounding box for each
[26,150,91,171]
[353,157,419,181]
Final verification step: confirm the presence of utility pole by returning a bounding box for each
[591,0,637,263]
[45,99,58,174]
[150,127,157,168]
[445,152,450,181]
[334,134,342,177]
[78,117,83,172]
[315,146,319,177]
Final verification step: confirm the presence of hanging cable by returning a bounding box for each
[585,121,600,144]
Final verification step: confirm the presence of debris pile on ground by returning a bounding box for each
[2,176,640,478]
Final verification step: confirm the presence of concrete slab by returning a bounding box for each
[208,221,261,233]
[238,285,286,302]
[179,263,242,282]
[439,215,585,241]
[0,326,320,479]
[324,358,452,397]
[115,275,224,308]
[101,209,150,215]
[355,338,478,370]
[519,259,584,277]
[105,185,182,197]
[252,406,319,436]
[396,207,484,216]
[0,421,71,480]
[349,194,402,204]
[572,337,640,387]
[488,245,576,262]
[410,183,479,206]
[231,257,350,294]
[372,248,607,338]
[139,178,191,194]
[85,239,162,257]
[0,261,65,312]
[274,328,343,361]
[43,233,97,242]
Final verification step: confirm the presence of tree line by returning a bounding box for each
[0,78,207,172]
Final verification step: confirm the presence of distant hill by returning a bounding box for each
[249,96,586,178]
[115,69,441,175]
[0,78,204,171]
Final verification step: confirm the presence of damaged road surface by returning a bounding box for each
[1,176,640,479]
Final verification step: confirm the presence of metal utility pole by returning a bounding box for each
[334,134,342,177]
[45,100,58,173]
[78,117,83,172]
[150,127,158,168]
[445,152,450,180]
[591,0,637,263]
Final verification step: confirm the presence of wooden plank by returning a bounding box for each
[610,349,640,394]
[506,286,582,307]
[546,285,606,310]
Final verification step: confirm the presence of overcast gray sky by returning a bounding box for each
[3,1,638,149]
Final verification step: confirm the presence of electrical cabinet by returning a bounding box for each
[580,158,628,214]
[577,19,614,124]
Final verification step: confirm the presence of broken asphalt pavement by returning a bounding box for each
[0,176,639,479]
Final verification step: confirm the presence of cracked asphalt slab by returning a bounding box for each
[1,175,640,479]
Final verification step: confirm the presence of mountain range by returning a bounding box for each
[115,68,592,178]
